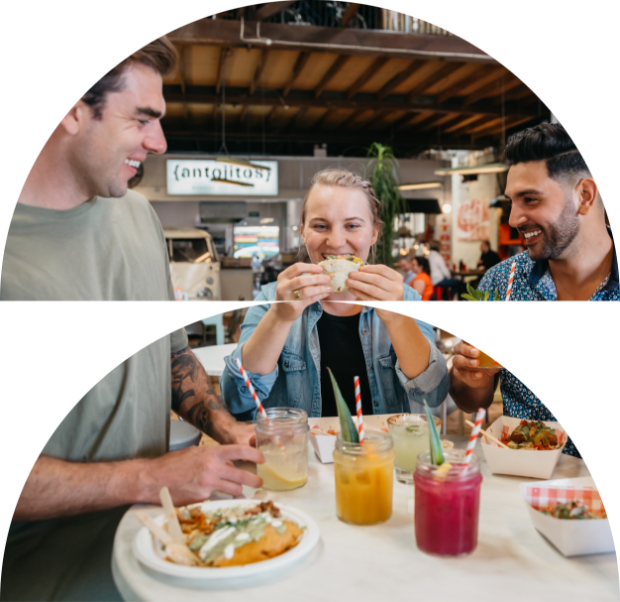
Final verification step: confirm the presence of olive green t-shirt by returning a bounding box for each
[2,328,180,598]
[2,189,180,302]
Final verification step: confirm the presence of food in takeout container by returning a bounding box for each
[153,500,302,567]
[481,416,566,479]
[520,477,614,557]
[309,424,340,463]
[318,255,365,293]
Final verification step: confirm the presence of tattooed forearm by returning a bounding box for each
[170,346,198,414]
[170,346,234,438]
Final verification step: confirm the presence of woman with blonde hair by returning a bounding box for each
[221,169,448,419]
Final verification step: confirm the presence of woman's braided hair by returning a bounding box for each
[300,169,384,235]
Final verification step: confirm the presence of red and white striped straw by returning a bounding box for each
[354,376,364,445]
[465,408,486,465]
[505,261,516,301]
[235,358,267,419]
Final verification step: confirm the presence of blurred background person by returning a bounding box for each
[428,240,464,300]
[410,256,434,301]
[477,240,501,271]
[398,254,415,286]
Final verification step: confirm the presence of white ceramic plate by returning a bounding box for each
[133,499,320,580]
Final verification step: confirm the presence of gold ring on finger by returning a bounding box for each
[293,289,302,300]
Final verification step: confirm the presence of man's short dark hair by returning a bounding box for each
[82,37,178,119]
[504,122,591,180]
[505,123,592,179]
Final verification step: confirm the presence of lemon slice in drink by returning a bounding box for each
[258,465,308,491]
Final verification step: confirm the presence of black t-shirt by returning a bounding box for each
[316,311,374,417]
[479,250,501,270]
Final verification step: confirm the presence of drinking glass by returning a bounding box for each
[387,414,431,484]
[414,449,482,556]
[333,431,394,525]
[256,407,309,491]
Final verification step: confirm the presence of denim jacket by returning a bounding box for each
[221,282,449,420]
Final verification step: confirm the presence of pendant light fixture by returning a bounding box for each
[215,51,270,182]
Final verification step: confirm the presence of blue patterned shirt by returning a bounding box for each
[499,370,580,457]
[478,228,619,302]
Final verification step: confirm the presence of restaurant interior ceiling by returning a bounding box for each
[162,1,550,158]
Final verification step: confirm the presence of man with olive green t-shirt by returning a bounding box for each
[5,328,264,602]
[0,36,176,302]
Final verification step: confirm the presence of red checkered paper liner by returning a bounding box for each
[523,484,605,515]
[501,423,567,448]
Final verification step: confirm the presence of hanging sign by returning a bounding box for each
[166,160,278,196]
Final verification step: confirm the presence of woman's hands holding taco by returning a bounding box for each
[272,263,332,323]
[346,264,404,322]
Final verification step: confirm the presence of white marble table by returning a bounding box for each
[192,343,237,377]
[112,425,619,601]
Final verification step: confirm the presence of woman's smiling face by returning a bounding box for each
[300,184,379,264]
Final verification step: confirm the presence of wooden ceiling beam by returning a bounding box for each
[341,3,360,27]
[265,106,279,127]
[337,108,368,130]
[390,110,421,131]
[376,60,424,100]
[463,75,520,106]
[404,113,439,132]
[346,57,388,100]
[164,127,486,149]
[215,47,229,94]
[493,83,535,104]
[450,115,497,137]
[315,55,351,99]
[164,85,537,119]
[237,104,249,125]
[437,64,500,103]
[313,109,333,131]
[255,1,296,21]
[282,51,311,97]
[471,115,534,139]
[249,48,269,96]
[417,113,462,132]
[406,62,463,102]
[168,19,497,63]
[363,109,392,130]
[287,106,309,131]
[443,114,487,134]
[164,127,488,150]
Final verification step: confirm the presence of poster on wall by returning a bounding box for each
[435,213,452,265]
[456,198,490,241]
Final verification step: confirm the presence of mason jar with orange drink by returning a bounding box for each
[333,430,394,525]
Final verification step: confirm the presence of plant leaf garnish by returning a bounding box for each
[327,368,359,444]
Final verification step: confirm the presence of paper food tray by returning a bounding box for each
[481,416,566,479]
[520,477,614,557]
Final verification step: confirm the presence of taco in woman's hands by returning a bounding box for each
[318,255,366,293]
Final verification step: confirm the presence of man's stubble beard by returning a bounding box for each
[528,196,580,261]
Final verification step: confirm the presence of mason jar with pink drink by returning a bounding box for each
[414,449,482,556]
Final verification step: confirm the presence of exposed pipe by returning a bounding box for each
[239,18,493,62]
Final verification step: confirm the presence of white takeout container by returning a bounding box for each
[481,416,566,479]
[520,477,614,557]
[308,418,341,463]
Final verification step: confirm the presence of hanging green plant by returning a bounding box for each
[366,143,408,266]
